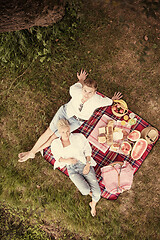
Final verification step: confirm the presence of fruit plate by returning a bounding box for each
[112,99,128,118]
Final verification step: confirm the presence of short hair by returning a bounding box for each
[57,118,70,130]
[83,78,97,90]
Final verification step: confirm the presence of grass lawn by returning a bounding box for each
[0,0,160,239]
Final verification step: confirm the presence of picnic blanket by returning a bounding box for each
[43,94,160,200]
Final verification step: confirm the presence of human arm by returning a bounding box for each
[18,127,55,162]
[51,140,78,169]
[83,156,91,175]
[78,134,92,174]
[112,92,123,101]
[77,69,88,85]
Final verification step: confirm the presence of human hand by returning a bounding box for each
[83,163,90,175]
[77,69,88,82]
[112,92,123,101]
[69,158,78,164]
[18,151,35,162]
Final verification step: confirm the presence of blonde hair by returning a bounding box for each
[57,118,70,130]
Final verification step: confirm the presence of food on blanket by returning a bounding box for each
[112,106,117,111]
[110,143,120,151]
[131,138,148,160]
[127,130,141,142]
[121,142,132,155]
[124,115,129,121]
[98,134,106,143]
[112,99,128,118]
[129,113,136,119]
[116,99,128,109]
[122,129,129,139]
[98,126,106,134]
[106,120,114,146]
[121,120,126,126]
[113,131,123,141]
[128,118,137,126]
[114,127,123,132]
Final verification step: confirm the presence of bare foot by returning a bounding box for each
[18,151,35,162]
[89,202,96,217]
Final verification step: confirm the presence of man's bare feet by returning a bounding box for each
[89,202,96,217]
[18,151,35,162]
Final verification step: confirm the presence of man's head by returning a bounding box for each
[82,78,97,101]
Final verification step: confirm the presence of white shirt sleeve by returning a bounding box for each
[51,140,61,161]
[69,82,82,98]
[96,94,113,108]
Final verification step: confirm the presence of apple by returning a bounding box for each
[119,108,124,114]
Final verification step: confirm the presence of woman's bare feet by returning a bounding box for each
[89,201,96,217]
[18,151,35,162]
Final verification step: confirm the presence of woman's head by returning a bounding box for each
[82,78,97,100]
[57,119,70,139]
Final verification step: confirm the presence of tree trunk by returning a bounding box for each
[0,0,65,33]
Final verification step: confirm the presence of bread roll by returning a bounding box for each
[98,134,106,143]
[98,127,106,134]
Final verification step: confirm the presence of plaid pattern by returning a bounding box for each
[43,92,160,200]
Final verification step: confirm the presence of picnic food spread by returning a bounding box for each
[97,119,154,160]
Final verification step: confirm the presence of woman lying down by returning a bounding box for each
[51,119,101,217]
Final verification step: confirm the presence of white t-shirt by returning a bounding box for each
[51,133,97,169]
[66,82,113,120]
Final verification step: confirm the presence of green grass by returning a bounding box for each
[0,0,160,239]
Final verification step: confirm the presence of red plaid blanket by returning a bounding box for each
[43,94,160,200]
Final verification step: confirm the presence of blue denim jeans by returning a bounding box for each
[49,104,83,136]
[67,161,101,202]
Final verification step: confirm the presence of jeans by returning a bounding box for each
[49,104,83,136]
[67,161,101,202]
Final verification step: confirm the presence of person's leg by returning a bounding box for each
[68,117,83,133]
[49,105,68,136]
[84,167,101,202]
[18,105,67,162]
[50,105,83,134]
[89,201,97,217]
[18,126,54,162]
[67,164,91,196]
[83,167,101,217]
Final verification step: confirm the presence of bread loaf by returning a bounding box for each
[106,120,114,146]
